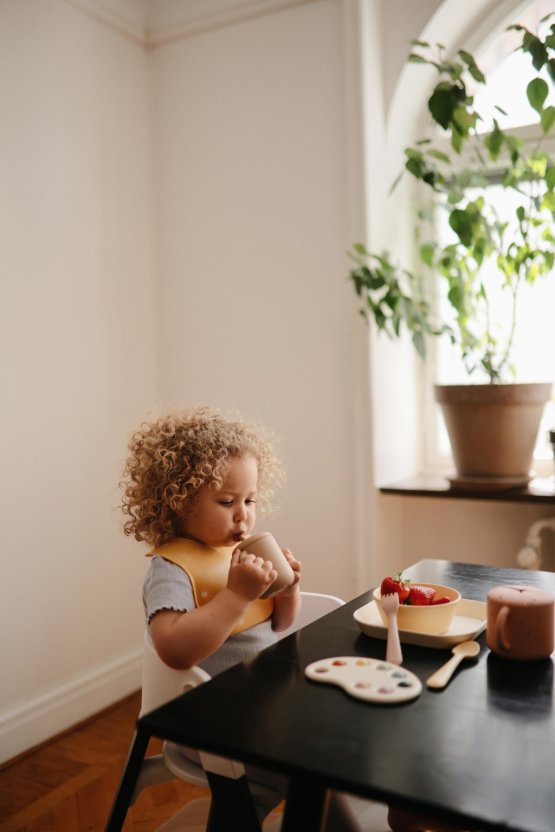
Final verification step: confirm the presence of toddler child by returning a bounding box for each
[120,405,362,830]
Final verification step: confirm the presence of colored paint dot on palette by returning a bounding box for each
[304,657,422,703]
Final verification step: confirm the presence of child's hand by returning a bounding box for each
[270,548,301,632]
[277,548,301,598]
[227,547,277,601]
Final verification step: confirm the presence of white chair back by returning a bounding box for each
[140,628,211,716]
[276,591,344,640]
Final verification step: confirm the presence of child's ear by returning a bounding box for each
[162,501,181,521]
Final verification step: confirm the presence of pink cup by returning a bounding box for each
[487,584,554,661]
[236,532,294,599]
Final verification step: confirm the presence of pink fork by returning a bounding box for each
[381,592,403,665]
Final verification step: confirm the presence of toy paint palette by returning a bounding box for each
[305,656,422,704]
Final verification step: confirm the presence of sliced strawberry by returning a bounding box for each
[407,585,436,606]
[432,595,451,605]
[380,572,411,603]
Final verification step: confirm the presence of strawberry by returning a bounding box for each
[407,585,436,606]
[380,572,411,603]
[432,595,451,605]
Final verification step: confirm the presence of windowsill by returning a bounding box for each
[380,475,555,504]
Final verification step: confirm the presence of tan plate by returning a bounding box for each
[354,599,486,648]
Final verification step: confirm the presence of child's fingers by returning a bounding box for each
[246,557,276,587]
[237,552,272,576]
[282,548,301,570]
[256,557,275,578]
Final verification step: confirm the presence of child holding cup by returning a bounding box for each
[120,405,361,830]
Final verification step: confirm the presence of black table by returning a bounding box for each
[107,560,555,832]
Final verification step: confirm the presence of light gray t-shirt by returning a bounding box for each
[142,555,278,678]
[143,556,289,804]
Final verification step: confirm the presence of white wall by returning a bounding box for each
[0,0,366,764]
[0,0,155,761]
[149,0,359,598]
[1,0,553,764]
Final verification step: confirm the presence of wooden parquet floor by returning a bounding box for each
[0,691,209,832]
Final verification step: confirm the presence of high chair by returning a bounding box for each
[135,626,284,831]
[107,592,391,831]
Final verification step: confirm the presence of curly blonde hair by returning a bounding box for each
[120,406,284,547]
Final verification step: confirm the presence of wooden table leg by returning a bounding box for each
[281,775,327,832]
[104,726,150,831]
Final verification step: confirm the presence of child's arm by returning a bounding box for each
[149,549,277,669]
[271,549,302,632]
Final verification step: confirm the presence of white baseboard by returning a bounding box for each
[0,648,142,765]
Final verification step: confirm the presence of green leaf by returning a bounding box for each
[542,190,555,210]
[428,84,461,129]
[451,128,462,153]
[383,290,398,311]
[427,149,450,163]
[449,207,479,247]
[419,243,435,266]
[484,123,504,158]
[412,331,426,359]
[473,237,486,266]
[458,49,485,83]
[374,308,387,329]
[389,170,404,194]
[447,283,464,311]
[529,154,547,176]
[405,157,424,179]
[523,33,548,70]
[541,105,555,134]
[527,77,548,112]
[452,105,476,138]
[546,167,555,190]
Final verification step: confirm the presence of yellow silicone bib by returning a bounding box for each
[147,538,273,634]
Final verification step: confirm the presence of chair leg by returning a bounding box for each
[105,726,150,831]
[205,770,262,832]
[130,754,178,804]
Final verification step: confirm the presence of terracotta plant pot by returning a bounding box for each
[434,383,552,488]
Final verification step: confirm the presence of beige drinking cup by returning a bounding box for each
[486,584,554,661]
[236,532,294,599]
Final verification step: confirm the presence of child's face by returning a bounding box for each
[178,455,258,548]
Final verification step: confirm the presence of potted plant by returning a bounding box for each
[349,20,555,488]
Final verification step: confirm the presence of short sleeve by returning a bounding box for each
[142,556,195,623]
